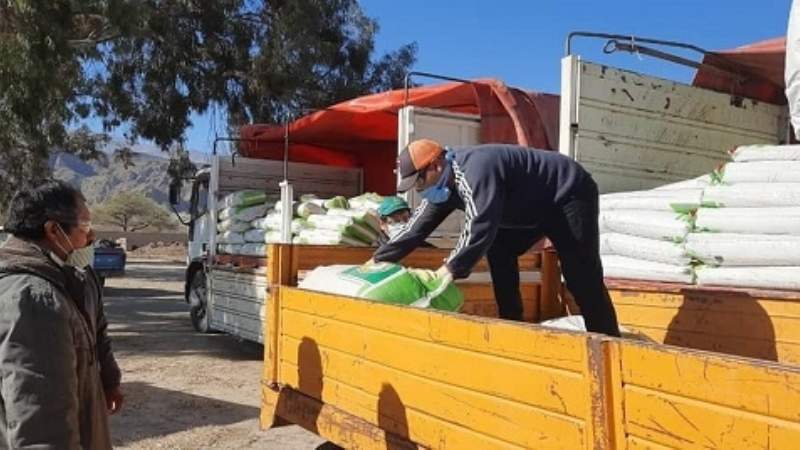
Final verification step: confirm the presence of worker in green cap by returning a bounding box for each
[376,196,432,247]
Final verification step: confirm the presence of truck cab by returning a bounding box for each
[186,169,211,263]
[172,155,364,338]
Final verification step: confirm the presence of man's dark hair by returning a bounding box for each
[4,180,86,240]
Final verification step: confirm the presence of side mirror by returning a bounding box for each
[169,182,182,206]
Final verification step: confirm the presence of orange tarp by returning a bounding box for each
[693,37,786,104]
[239,79,559,194]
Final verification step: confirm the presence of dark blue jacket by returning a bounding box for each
[373,144,589,278]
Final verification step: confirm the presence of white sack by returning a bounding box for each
[600,233,690,265]
[696,266,800,290]
[217,218,250,233]
[686,233,800,266]
[233,204,269,222]
[348,193,384,212]
[218,203,269,223]
[294,229,369,247]
[218,190,269,210]
[306,214,378,244]
[601,255,695,284]
[731,145,800,162]
[695,207,800,235]
[243,228,283,243]
[599,189,703,213]
[250,214,306,233]
[702,184,800,207]
[217,231,245,245]
[599,210,692,241]
[325,208,382,234]
[653,175,712,190]
[720,161,800,184]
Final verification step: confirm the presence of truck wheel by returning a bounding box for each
[189,270,210,333]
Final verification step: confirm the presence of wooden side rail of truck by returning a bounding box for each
[249,243,800,449]
[259,272,800,449]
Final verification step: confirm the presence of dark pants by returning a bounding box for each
[486,178,620,336]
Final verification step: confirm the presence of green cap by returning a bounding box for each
[377,196,410,218]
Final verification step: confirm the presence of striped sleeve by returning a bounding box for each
[445,161,504,279]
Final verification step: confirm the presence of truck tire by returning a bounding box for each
[189,270,210,333]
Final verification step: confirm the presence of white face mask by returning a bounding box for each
[53,224,92,269]
[386,223,406,239]
[67,245,94,269]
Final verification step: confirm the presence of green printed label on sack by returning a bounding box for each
[300,262,463,312]
[340,263,403,284]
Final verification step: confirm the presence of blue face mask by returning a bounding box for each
[420,149,455,204]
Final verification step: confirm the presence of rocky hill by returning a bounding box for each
[51,144,208,211]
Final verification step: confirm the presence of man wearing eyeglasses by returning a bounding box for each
[0,180,121,449]
[372,139,620,337]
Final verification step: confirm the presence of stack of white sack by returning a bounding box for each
[219,192,386,253]
[216,190,276,255]
[690,145,800,290]
[291,194,383,246]
[598,181,704,284]
[347,192,384,214]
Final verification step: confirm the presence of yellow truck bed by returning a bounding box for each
[602,279,800,365]
[256,244,800,449]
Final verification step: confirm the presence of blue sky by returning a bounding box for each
[175,0,791,152]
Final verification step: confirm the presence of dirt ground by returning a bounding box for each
[128,242,187,262]
[105,259,325,449]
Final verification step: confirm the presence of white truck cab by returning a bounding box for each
[171,154,363,340]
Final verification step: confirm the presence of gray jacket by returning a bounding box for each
[0,238,114,449]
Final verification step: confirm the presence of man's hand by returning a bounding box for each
[435,265,453,285]
[105,385,124,415]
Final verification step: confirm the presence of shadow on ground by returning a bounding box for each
[110,381,260,446]
[104,262,262,361]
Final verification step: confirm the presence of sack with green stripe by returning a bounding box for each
[306,214,378,244]
[218,190,270,210]
[299,262,463,312]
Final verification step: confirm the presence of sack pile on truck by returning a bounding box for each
[299,262,464,312]
[689,145,800,290]
[598,180,704,284]
[215,190,386,256]
[215,190,278,256]
[288,194,384,247]
[599,144,800,290]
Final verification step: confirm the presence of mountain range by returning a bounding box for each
[51,141,210,211]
